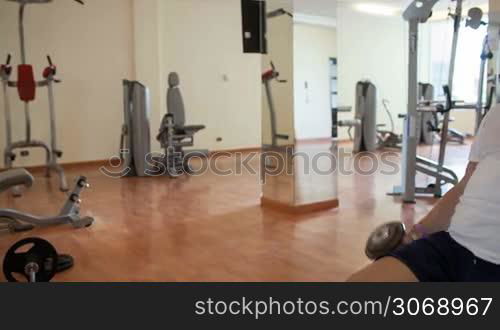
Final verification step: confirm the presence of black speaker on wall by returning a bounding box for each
[241,0,267,54]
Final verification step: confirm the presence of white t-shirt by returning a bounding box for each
[449,105,500,264]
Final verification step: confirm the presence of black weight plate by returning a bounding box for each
[56,254,75,273]
[365,222,405,260]
[3,238,58,282]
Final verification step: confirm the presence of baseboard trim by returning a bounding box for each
[0,147,264,173]
[0,159,110,173]
[209,146,261,155]
[261,197,339,214]
[296,137,334,144]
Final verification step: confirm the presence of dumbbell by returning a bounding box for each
[365,222,406,260]
[3,238,74,282]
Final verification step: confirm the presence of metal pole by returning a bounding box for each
[24,102,31,142]
[47,80,58,154]
[402,19,420,203]
[19,4,26,65]
[264,80,278,147]
[29,270,36,283]
[19,3,31,143]
[436,0,462,190]
[475,36,488,134]
[2,82,12,147]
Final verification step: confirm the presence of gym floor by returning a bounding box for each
[0,140,472,282]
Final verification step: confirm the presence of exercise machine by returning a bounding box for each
[417,83,441,145]
[260,6,293,148]
[261,62,291,147]
[393,0,479,202]
[121,80,153,177]
[121,73,207,177]
[0,169,94,233]
[475,33,495,133]
[3,237,74,282]
[338,81,401,152]
[422,7,493,144]
[443,7,492,141]
[1,0,85,195]
[157,73,207,176]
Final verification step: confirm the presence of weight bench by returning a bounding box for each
[157,72,208,176]
[0,169,94,233]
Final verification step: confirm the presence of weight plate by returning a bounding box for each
[56,254,75,273]
[365,222,406,260]
[3,238,58,282]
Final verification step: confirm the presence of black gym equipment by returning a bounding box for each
[3,237,74,282]
[241,0,267,54]
[365,222,406,261]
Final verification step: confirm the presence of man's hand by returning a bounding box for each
[402,224,427,245]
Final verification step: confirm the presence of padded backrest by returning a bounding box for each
[167,72,185,126]
[17,65,36,102]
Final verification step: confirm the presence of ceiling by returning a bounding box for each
[293,0,338,18]
[292,0,489,19]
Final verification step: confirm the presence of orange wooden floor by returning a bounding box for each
[0,141,472,282]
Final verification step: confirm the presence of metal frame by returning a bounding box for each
[393,0,494,203]
[0,175,94,233]
[261,7,293,148]
[1,0,84,195]
[392,0,458,202]
[475,35,494,133]
[337,82,401,152]
[262,62,290,147]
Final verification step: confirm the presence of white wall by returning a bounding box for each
[0,0,134,166]
[133,0,163,151]
[336,4,408,140]
[159,0,262,151]
[293,23,337,140]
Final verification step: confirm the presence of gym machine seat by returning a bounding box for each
[157,72,206,174]
[0,168,34,194]
[158,72,206,140]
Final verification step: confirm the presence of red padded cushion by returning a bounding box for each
[17,65,36,102]
[43,65,56,79]
[262,70,274,81]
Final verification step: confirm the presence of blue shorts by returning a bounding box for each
[389,231,500,282]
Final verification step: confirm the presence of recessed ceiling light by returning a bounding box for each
[354,3,400,16]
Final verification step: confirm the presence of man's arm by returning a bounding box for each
[408,161,478,238]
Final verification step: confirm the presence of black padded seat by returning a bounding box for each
[175,125,206,134]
